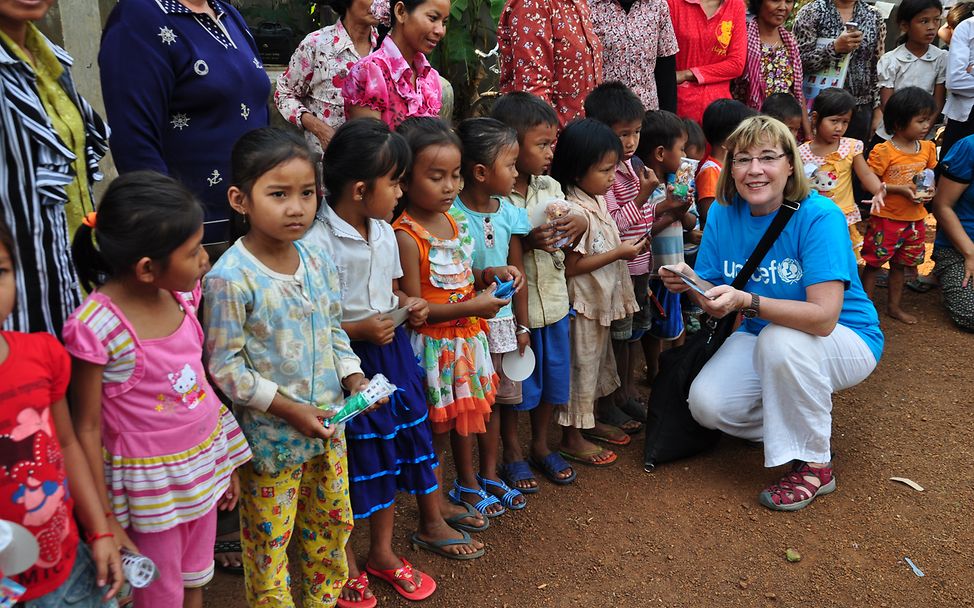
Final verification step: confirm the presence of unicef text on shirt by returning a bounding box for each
[723,259,804,285]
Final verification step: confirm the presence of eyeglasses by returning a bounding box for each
[730,152,788,169]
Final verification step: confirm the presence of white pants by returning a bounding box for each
[687,324,877,468]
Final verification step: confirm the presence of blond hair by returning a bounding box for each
[715,116,811,206]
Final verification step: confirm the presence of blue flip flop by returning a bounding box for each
[528,452,577,485]
[498,460,540,494]
[477,474,527,510]
[410,529,484,561]
[448,480,506,518]
[444,500,490,533]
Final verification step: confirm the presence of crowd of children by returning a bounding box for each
[0,27,957,603]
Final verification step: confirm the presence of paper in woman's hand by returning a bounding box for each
[660,265,717,300]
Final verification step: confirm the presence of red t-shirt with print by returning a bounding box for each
[0,331,77,600]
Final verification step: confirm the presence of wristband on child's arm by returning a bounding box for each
[86,531,114,544]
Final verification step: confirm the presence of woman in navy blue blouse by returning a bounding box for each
[99,0,271,250]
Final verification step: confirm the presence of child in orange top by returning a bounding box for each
[863,87,939,324]
[393,117,516,520]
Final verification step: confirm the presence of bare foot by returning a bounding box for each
[414,519,485,557]
[888,308,918,324]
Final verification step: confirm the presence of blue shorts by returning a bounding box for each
[24,543,118,608]
[519,313,571,410]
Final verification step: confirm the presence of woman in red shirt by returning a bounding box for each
[667,0,747,123]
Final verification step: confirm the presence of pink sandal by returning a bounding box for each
[759,462,836,511]
[336,571,377,608]
[366,557,437,601]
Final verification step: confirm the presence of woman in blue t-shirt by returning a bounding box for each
[660,116,883,512]
[931,134,974,332]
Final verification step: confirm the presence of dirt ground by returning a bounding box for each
[204,256,973,608]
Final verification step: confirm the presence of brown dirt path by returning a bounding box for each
[204,284,973,608]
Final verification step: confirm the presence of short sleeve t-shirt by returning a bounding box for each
[799,138,863,216]
[303,206,403,322]
[452,197,532,319]
[696,157,722,203]
[0,332,77,600]
[867,140,937,222]
[693,193,884,362]
[936,135,974,249]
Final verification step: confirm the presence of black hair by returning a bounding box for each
[883,86,937,134]
[395,117,462,175]
[810,88,857,126]
[947,1,974,28]
[322,0,354,17]
[682,117,706,154]
[761,92,804,122]
[635,110,687,161]
[896,0,943,26]
[390,0,435,29]
[0,217,14,268]
[490,91,559,141]
[550,118,623,191]
[583,81,645,127]
[71,172,204,292]
[455,117,518,180]
[231,127,316,196]
[394,117,462,216]
[895,0,943,43]
[323,118,411,204]
[701,99,757,148]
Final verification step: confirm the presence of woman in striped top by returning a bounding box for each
[63,173,251,608]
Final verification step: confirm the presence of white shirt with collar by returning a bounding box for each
[876,43,947,139]
[945,18,974,123]
[303,205,402,322]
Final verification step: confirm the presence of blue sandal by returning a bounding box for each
[498,460,540,494]
[528,452,577,485]
[477,474,527,510]
[448,480,506,518]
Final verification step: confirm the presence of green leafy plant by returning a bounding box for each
[428,0,507,119]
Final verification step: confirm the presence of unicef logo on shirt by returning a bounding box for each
[777,258,803,284]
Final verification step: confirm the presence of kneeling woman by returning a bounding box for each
[661,116,883,511]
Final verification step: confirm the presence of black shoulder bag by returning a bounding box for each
[643,200,800,471]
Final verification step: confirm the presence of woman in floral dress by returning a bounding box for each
[733,0,811,137]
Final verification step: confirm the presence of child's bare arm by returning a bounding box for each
[71,359,139,554]
[53,395,123,599]
[564,237,646,277]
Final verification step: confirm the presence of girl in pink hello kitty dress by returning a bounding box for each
[62,174,252,608]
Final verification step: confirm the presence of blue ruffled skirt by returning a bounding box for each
[346,326,439,519]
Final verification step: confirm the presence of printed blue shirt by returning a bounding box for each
[452,197,532,319]
[99,0,270,245]
[694,192,884,362]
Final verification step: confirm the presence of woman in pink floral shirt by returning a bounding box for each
[275,0,379,158]
[588,0,680,112]
[342,0,447,128]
